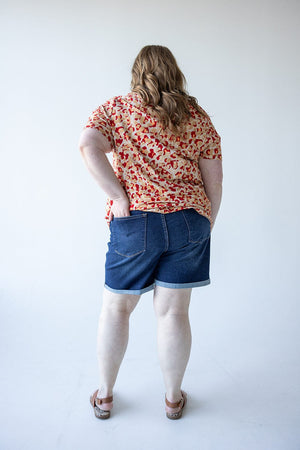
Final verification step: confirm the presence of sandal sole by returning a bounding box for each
[165,391,187,420]
[90,392,112,420]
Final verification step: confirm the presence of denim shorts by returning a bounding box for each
[104,208,211,295]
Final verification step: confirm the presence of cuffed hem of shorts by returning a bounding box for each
[104,283,155,295]
[154,278,211,289]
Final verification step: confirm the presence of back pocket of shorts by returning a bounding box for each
[182,209,211,243]
[111,214,147,257]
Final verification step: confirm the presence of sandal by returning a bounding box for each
[90,389,113,420]
[165,390,187,420]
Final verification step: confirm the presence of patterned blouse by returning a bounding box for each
[83,91,222,226]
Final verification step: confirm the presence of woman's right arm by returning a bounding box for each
[78,128,130,220]
[198,158,223,230]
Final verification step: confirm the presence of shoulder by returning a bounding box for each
[187,102,213,128]
[96,93,135,119]
[99,92,144,122]
[190,101,220,129]
[188,101,206,118]
[101,92,133,109]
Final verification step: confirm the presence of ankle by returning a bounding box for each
[97,386,113,399]
[166,390,182,404]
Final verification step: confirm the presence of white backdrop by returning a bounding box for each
[1,1,299,449]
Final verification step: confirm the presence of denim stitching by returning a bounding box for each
[143,213,147,252]
[181,210,192,242]
[104,282,155,295]
[113,213,147,221]
[115,248,146,257]
[181,210,210,244]
[113,214,147,258]
[154,278,211,288]
[160,214,169,252]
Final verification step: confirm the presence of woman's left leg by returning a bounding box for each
[153,285,192,404]
[96,288,141,399]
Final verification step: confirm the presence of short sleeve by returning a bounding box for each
[200,119,222,160]
[84,104,116,151]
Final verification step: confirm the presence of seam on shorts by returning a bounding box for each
[181,210,192,242]
[114,248,146,257]
[104,283,155,295]
[160,214,169,252]
[154,279,211,289]
[181,210,210,244]
[113,213,148,221]
[113,214,147,257]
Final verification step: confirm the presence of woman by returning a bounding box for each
[79,45,223,420]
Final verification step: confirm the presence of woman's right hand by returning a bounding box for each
[108,196,130,223]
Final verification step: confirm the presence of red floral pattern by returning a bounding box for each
[84,91,222,226]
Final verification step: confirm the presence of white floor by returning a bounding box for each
[1,287,299,450]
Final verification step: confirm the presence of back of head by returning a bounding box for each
[130,45,210,134]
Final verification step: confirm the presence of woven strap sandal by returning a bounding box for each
[165,390,187,420]
[90,389,113,420]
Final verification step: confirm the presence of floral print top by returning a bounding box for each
[83,91,222,226]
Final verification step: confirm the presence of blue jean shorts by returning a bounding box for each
[104,208,211,295]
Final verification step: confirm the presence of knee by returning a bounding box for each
[102,301,133,317]
[153,286,191,318]
[154,305,189,319]
[153,297,190,319]
[102,290,140,316]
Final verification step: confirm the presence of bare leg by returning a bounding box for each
[153,285,192,403]
[96,288,140,401]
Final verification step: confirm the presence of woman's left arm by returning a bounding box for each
[78,128,130,219]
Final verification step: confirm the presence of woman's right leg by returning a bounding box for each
[96,288,141,399]
[153,285,192,403]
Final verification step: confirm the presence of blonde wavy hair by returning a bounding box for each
[130,45,210,134]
